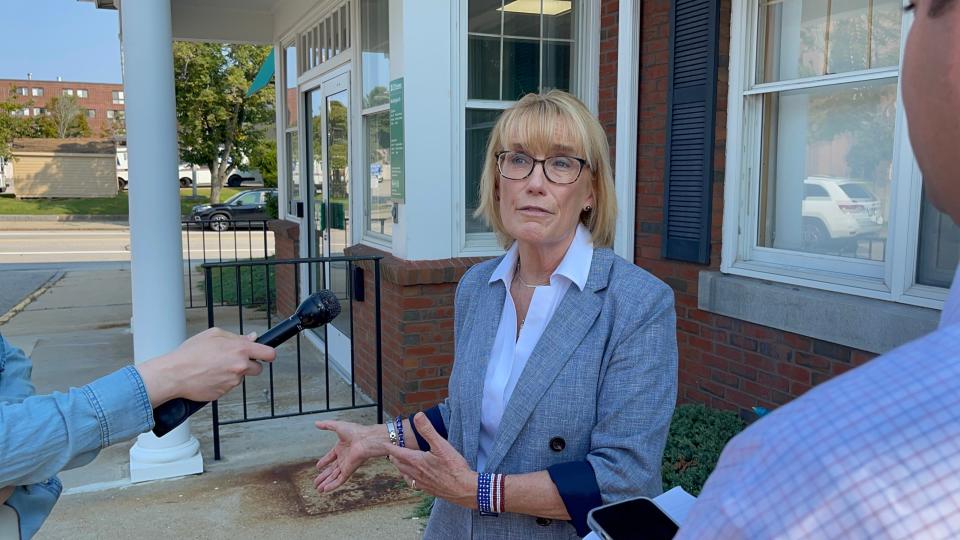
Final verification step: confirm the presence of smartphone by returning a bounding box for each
[587,496,680,540]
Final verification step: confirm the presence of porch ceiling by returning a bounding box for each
[94,0,283,44]
[171,0,277,44]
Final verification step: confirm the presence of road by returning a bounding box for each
[0,229,276,264]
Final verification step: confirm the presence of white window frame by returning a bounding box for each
[358,0,392,248]
[31,87,42,97]
[77,89,88,99]
[279,40,303,221]
[454,0,600,256]
[722,1,948,310]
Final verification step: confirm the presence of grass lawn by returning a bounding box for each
[0,187,244,216]
[201,261,277,311]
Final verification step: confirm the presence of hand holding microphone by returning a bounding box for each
[145,290,341,437]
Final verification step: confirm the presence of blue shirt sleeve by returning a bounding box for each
[547,460,603,537]
[0,335,155,487]
[407,401,449,451]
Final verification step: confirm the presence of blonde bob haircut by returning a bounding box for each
[474,90,617,248]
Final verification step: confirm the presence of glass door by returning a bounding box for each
[306,70,352,364]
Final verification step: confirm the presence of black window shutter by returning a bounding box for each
[661,0,721,265]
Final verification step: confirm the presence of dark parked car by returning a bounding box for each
[188,188,277,231]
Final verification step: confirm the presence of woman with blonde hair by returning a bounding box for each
[313,90,678,539]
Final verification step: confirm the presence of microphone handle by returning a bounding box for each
[151,317,301,437]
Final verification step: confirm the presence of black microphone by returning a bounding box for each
[151,290,341,437]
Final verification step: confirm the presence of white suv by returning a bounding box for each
[802,177,883,250]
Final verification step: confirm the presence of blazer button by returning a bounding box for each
[549,437,566,452]
[536,517,553,526]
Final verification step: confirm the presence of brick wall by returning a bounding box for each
[268,220,301,319]
[599,0,619,156]
[346,244,489,418]
[627,0,879,416]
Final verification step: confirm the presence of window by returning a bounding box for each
[63,89,74,96]
[464,0,577,238]
[725,0,958,307]
[298,2,351,74]
[106,110,115,119]
[361,0,392,239]
[31,88,43,97]
[283,43,301,216]
[21,108,30,116]
[87,109,96,118]
[112,90,124,104]
[77,89,89,99]
[16,87,27,96]
[234,191,262,206]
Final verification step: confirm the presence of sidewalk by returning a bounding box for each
[0,267,425,539]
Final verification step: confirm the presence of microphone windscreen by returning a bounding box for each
[297,289,341,328]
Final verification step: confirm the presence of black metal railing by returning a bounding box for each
[200,255,383,460]
[181,218,272,309]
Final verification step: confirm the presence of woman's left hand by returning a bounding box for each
[385,412,478,509]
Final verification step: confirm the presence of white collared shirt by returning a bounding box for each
[477,224,594,471]
[940,264,960,328]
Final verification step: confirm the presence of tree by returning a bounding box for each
[173,42,275,203]
[101,116,125,142]
[0,87,32,160]
[46,95,91,138]
[249,138,278,188]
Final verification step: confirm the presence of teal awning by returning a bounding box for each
[246,49,275,97]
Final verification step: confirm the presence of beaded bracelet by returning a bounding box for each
[477,473,505,516]
[394,415,406,448]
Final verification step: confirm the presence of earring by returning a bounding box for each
[583,205,592,212]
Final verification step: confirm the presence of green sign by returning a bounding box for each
[389,78,405,202]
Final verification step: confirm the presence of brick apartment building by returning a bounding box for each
[0,78,125,135]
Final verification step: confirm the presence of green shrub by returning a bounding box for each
[661,404,746,495]
[265,191,278,219]
[200,261,276,311]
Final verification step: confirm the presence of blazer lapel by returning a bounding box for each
[460,274,506,469]
[482,249,613,472]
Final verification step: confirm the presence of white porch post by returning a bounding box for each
[121,0,204,482]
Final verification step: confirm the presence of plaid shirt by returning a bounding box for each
[676,267,960,540]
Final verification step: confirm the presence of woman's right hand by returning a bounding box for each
[313,420,387,493]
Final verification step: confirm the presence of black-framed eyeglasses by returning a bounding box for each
[495,151,587,185]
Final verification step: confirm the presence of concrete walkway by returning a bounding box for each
[0,267,425,539]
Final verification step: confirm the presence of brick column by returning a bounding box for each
[267,219,300,318]
[345,244,490,418]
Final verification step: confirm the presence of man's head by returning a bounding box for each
[903,0,960,223]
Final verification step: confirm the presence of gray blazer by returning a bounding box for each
[423,247,678,539]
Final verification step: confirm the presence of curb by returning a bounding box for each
[0,271,66,325]
[0,215,128,223]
